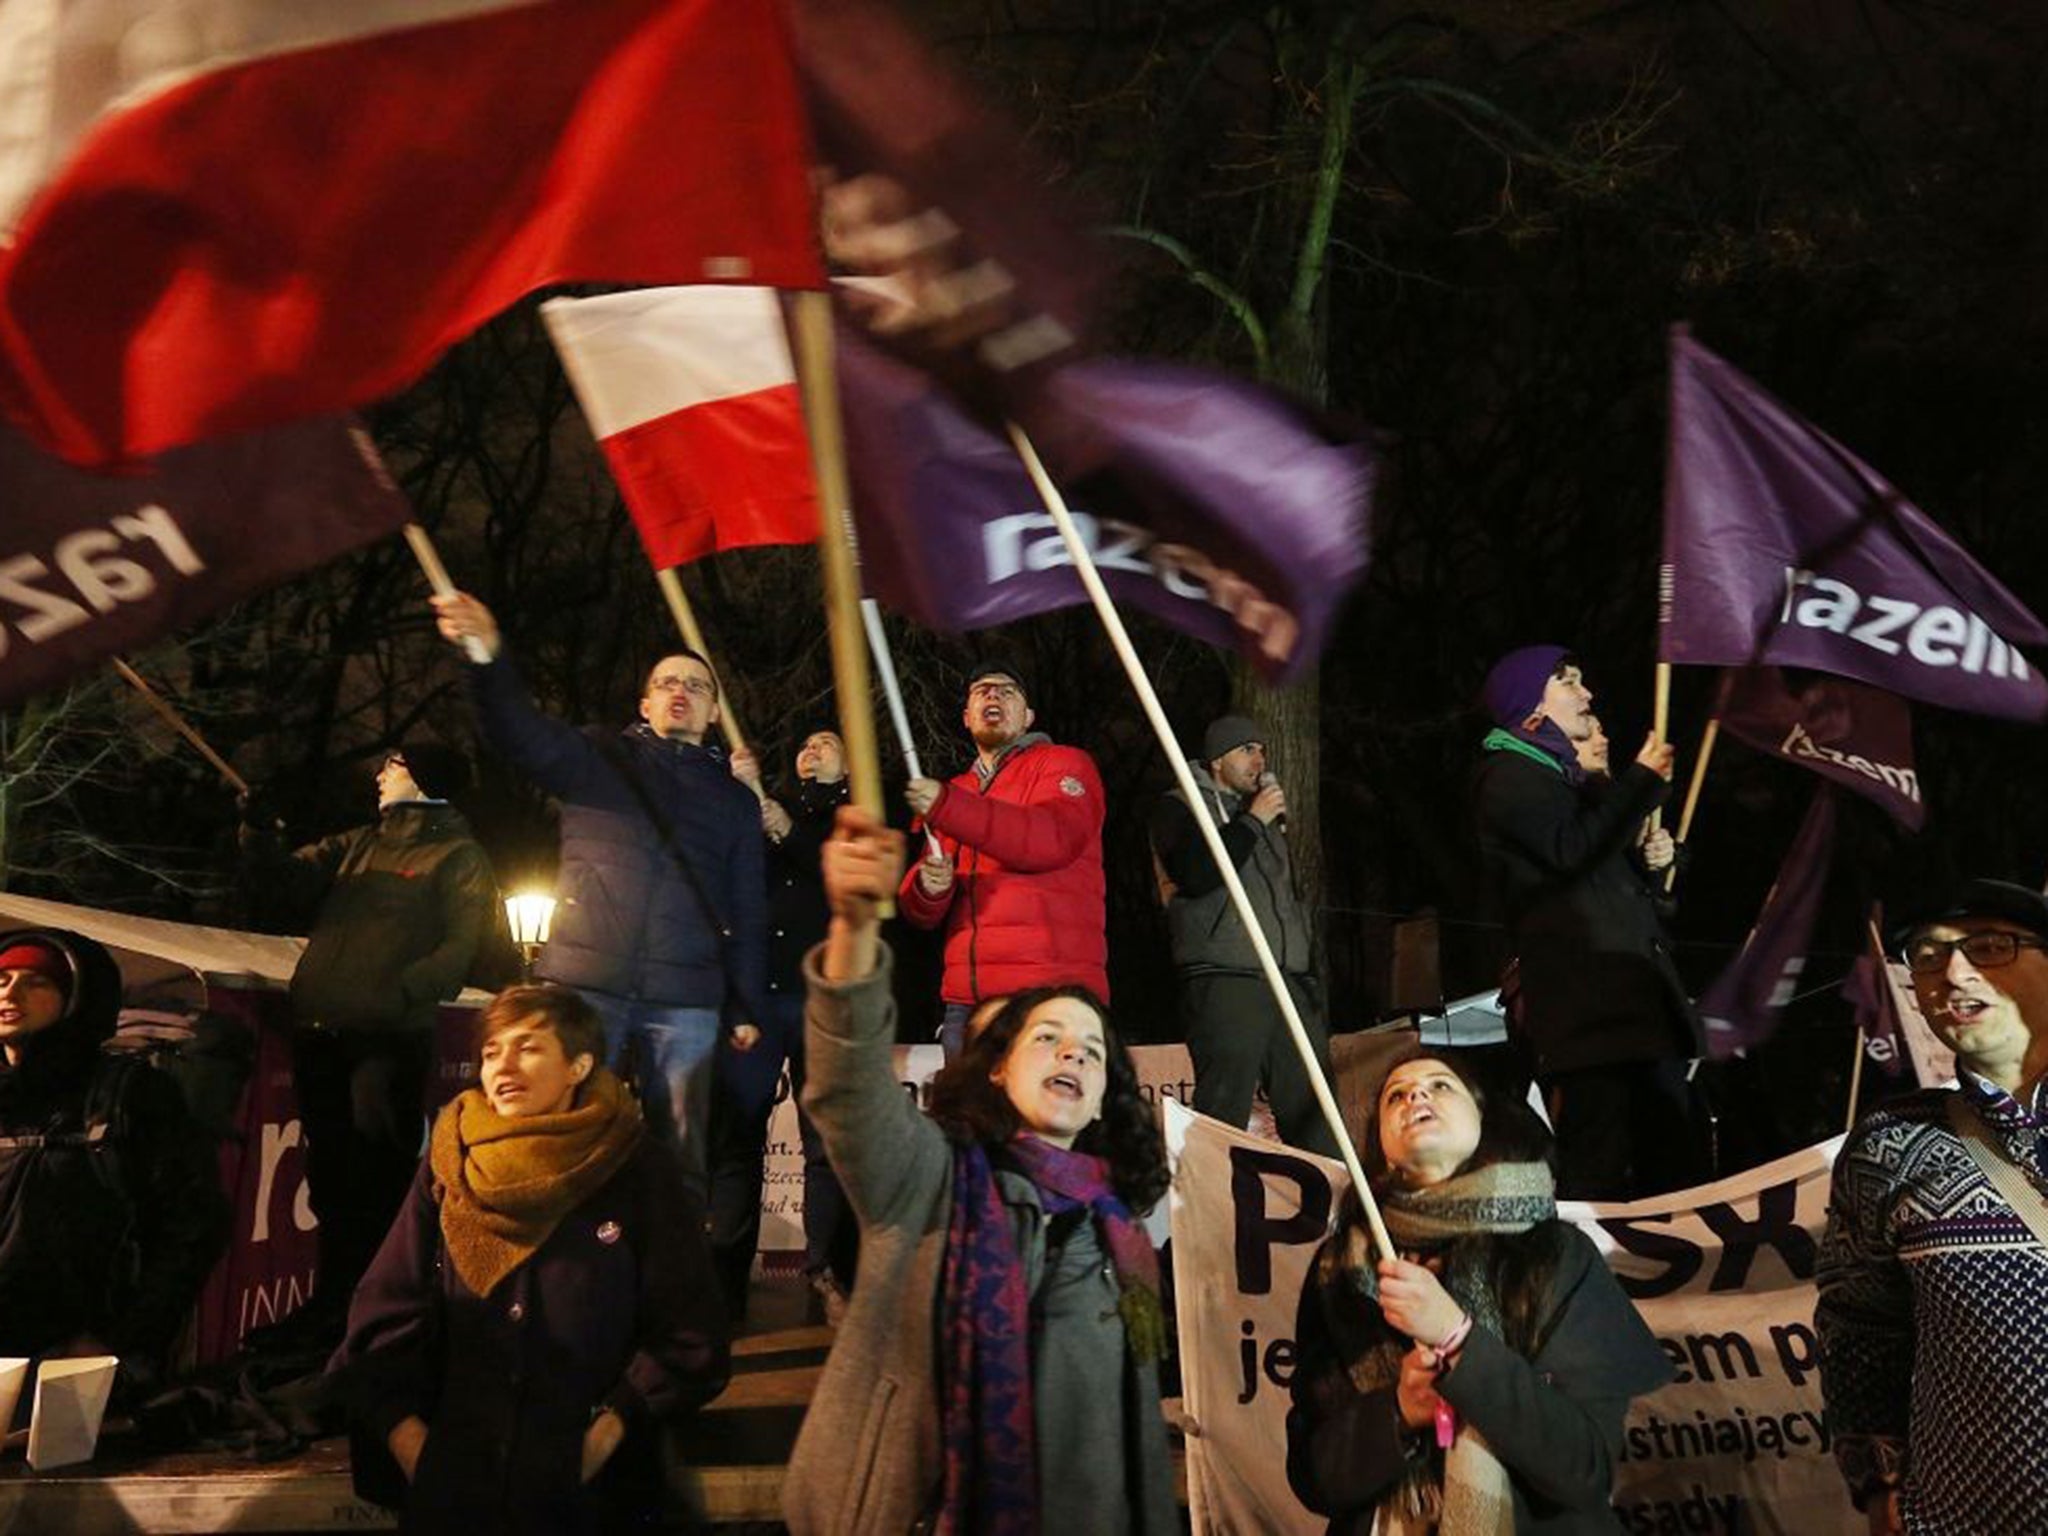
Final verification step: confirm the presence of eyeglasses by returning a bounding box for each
[968,682,1021,703]
[649,674,716,699]
[1904,930,2048,976]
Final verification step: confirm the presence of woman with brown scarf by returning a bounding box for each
[1287,1048,1671,1535]
[337,984,729,1535]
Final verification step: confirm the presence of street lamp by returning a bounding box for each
[504,892,556,981]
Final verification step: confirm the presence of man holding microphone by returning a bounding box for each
[1149,714,1337,1156]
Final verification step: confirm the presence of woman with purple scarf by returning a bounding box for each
[782,809,1177,1536]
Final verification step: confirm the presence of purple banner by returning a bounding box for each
[1698,789,1838,1059]
[840,328,1375,682]
[1716,667,1924,830]
[1660,331,2048,720]
[0,415,410,707]
[1842,943,1911,1083]
[792,0,1106,420]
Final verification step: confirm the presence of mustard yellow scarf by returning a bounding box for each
[428,1068,644,1299]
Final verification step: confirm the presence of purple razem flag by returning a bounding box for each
[1660,330,2048,720]
[1715,667,1925,830]
[837,326,1375,683]
[1697,788,1838,1058]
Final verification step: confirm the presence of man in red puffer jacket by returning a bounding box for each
[898,658,1106,1057]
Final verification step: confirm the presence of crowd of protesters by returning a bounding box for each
[5,617,2046,1533]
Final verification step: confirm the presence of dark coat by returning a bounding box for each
[765,776,848,998]
[1473,744,1703,1075]
[1287,1221,1672,1535]
[1151,761,1314,977]
[471,659,767,1017]
[0,927,229,1384]
[246,802,498,1032]
[338,1139,730,1536]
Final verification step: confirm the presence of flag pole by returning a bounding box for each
[110,658,250,797]
[1005,420,1391,1262]
[861,598,944,861]
[653,566,758,781]
[402,524,490,665]
[789,293,890,882]
[1845,916,1887,1132]
[1665,716,1720,893]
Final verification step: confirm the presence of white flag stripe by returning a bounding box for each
[538,286,795,437]
[0,0,545,231]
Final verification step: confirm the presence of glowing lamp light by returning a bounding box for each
[504,892,557,979]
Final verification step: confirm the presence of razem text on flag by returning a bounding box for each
[1659,331,2048,721]
[1715,667,1924,831]
[838,325,1375,684]
[540,288,815,567]
[0,0,824,467]
[0,417,411,707]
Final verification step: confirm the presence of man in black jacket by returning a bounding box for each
[243,744,498,1340]
[710,727,856,1318]
[1151,715,1337,1156]
[0,929,228,1398]
[434,592,765,1210]
[1472,645,1703,1199]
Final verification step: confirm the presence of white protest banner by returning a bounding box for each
[1164,1100,1858,1536]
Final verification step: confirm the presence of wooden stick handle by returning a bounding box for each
[1006,420,1390,1262]
[791,290,891,918]
[403,523,490,665]
[111,658,250,796]
[1664,717,1719,893]
[655,566,751,762]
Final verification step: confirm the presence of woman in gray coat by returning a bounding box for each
[783,809,1177,1536]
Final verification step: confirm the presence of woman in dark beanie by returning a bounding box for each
[337,984,728,1535]
[1287,1046,1669,1534]
[783,808,1177,1536]
[0,927,228,1399]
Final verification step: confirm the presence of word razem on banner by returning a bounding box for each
[1163,1100,1858,1536]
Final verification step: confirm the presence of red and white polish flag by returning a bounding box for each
[0,0,824,467]
[540,286,817,568]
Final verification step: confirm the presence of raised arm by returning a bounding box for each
[804,810,952,1223]
[925,748,1103,873]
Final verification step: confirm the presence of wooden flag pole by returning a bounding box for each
[1664,716,1721,893]
[653,567,757,785]
[1648,660,1675,834]
[1005,420,1391,1263]
[1845,917,1888,1133]
[402,524,490,666]
[789,291,887,831]
[111,658,249,797]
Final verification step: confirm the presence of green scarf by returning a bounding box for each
[1317,1160,1557,1536]
[429,1068,644,1299]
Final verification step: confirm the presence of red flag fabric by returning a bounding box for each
[539,288,815,567]
[0,415,410,706]
[0,0,824,467]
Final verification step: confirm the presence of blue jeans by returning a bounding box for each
[580,991,721,1208]
[939,1002,974,1063]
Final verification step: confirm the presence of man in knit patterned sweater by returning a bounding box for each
[1816,879,2048,1535]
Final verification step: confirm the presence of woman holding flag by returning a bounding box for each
[783,807,1176,1536]
[1286,1047,1669,1534]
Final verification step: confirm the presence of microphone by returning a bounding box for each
[1258,770,1286,832]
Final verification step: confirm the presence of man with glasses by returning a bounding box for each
[898,658,1106,1058]
[1816,879,2048,1535]
[434,592,765,1209]
[240,740,496,1346]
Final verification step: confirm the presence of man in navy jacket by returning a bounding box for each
[435,593,765,1207]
